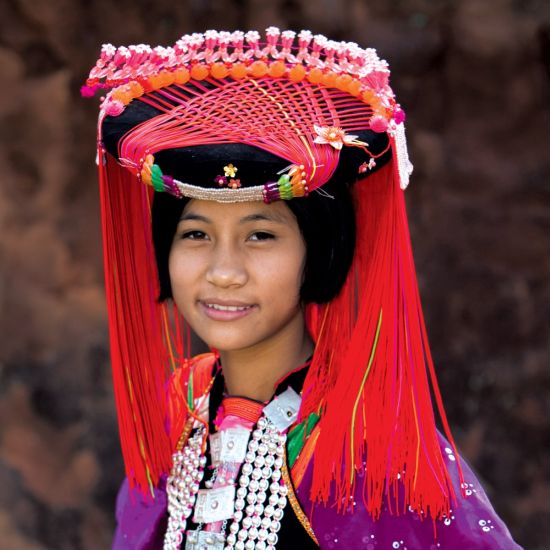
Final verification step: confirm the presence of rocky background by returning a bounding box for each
[0,0,548,548]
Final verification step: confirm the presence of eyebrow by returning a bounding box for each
[179,212,288,224]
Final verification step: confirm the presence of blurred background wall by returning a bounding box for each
[0,0,548,548]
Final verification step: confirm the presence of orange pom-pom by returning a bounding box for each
[307,68,323,84]
[190,64,209,80]
[335,74,352,92]
[230,63,247,80]
[348,79,362,96]
[361,89,376,103]
[210,62,229,79]
[159,70,175,87]
[268,61,286,78]
[128,81,144,98]
[148,74,164,90]
[289,64,306,82]
[173,68,190,85]
[249,60,268,78]
[111,86,128,103]
[321,71,337,87]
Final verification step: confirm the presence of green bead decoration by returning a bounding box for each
[151,164,165,192]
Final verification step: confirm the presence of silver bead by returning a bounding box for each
[251,515,261,527]
[270,520,281,533]
[239,476,250,488]
[242,516,252,529]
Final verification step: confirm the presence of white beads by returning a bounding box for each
[223,413,289,550]
[163,428,206,550]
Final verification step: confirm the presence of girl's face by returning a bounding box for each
[169,199,306,353]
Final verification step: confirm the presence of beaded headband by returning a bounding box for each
[85,27,413,200]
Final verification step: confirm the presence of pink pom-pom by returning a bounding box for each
[104,99,125,116]
[80,85,97,98]
[393,107,406,124]
[370,115,388,133]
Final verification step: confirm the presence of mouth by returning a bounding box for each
[199,300,257,321]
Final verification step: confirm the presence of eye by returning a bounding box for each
[181,230,208,240]
[248,231,275,242]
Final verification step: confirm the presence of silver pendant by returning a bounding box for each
[193,485,236,524]
[264,387,301,431]
[185,529,226,550]
[210,426,250,466]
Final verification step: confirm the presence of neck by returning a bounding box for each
[218,310,314,402]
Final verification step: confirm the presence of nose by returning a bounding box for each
[205,243,248,289]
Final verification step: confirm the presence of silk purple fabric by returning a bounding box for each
[295,432,522,549]
[113,476,167,549]
[113,432,522,549]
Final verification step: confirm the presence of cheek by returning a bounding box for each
[168,248,199,304]
[254,246,305,301]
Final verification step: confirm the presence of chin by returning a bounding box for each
[193,326,260,353]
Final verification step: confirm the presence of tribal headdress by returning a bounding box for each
[85,28,464,521]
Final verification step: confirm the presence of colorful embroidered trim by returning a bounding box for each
[139,154,310,203]
[282,453,320,545]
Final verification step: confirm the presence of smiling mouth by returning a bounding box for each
[204,303,253,312]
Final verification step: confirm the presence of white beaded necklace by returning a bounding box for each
[163,387,302,550]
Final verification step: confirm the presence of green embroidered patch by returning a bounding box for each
[287,412,320,467]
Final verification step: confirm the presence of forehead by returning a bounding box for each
[181,199,296,225]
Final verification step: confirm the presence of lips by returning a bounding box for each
[199,299,257,321]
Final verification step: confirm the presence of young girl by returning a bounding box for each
[85,28,522,549]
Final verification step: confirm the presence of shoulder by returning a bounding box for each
[294,430,523,549]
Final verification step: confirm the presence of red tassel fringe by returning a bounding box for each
[99,152,180,495]
[303,157,464,520]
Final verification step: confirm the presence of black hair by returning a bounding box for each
[152,178,356,305]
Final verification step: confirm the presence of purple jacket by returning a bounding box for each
[113,431,522,549]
